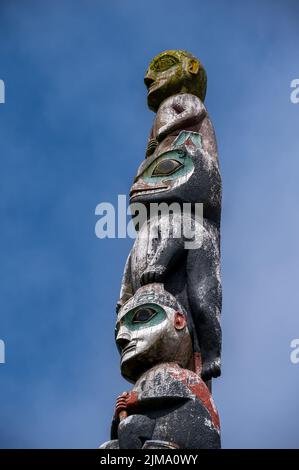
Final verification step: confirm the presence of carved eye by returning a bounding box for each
[152,159,183,176]
[153,55,178,72]
[132,307,156,323]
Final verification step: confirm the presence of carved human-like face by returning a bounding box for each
[144,50,206,112]
[115,284,193,383]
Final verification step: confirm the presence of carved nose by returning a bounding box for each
[144,76,155,88]
[116,335,130,352]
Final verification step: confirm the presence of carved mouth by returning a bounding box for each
[121,341,137,357]
[148,78,166,94]
[130,186,168,199]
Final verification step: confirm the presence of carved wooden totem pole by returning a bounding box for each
[100,50,222,449]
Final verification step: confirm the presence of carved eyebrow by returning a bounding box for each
[116,314,125,327]
[152,55,178,70]
[116,307,131,325]
[135,152,160,179]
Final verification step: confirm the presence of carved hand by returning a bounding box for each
[140,265,167,286]
[146,138,159,157]
[114,391,139,419]
[156,125,168,142]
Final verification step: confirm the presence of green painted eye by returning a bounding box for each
[152,159,183,176]
[132,307,156,323]
[118,303,166,331]
[141,150,194,184]
[153,55,178,72]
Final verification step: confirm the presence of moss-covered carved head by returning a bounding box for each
[144,50,207,112]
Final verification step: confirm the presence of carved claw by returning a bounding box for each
[201,358,221,381]
[140,266,166,286]
[146,138,158,157]
[140,270,156,285]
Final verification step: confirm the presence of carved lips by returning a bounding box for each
[121,341,137,358]
[130,179,169,199]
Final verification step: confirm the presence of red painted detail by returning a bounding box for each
[193,352,202,375]
[169,365,220,432]
[114,391,139,418]
[185,137,196,148]
[174,311,186,330]
[188,382,220,432]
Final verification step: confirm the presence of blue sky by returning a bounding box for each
[0,0,299,448]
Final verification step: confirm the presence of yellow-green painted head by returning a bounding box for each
[144,50,207,112]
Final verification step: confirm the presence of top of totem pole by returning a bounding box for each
[144,50,207,112]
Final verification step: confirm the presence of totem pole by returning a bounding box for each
[100,50,222,449]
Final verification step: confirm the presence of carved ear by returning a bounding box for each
[188,59,200,75]
[174,311,186,330]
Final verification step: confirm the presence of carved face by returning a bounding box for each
[144,50,206,112]
[115,284,193,383]
[130,147,195,203]
[129,131,220,222]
